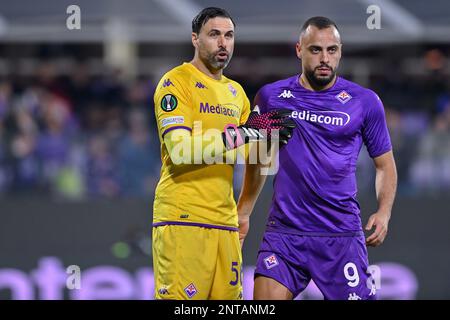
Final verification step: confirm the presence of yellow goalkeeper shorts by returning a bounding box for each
[152,223,243,300]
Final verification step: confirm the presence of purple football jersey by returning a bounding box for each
[255,75,392,234]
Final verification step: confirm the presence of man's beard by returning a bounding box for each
[304,65,336,88]
[201,48,232,71]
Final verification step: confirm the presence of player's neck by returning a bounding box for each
[300,73,337,92]
[190,59,223,81]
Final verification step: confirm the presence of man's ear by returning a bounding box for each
[295,42,302,60]
[192,32,199,49]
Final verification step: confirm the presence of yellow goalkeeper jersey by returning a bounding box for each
[153,62,251,229]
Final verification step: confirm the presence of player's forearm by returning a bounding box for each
[374,157,397,217]
[238,146,277,216]
[165,129,265,165]
[237,163,268,218]
[165,130,233,164]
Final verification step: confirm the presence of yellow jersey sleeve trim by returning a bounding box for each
[154,68,193,139]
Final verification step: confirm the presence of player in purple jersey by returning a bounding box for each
[236,17,398,300]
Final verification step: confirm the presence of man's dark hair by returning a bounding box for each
[300,16,339,35]
[192,7,235,34]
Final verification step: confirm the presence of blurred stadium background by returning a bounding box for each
[0,0,449,299]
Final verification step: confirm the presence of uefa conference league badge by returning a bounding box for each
[161,94,178,112]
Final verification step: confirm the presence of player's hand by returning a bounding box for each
[223,109,296,150]
[238,215,250,248]
[365,211,390,247]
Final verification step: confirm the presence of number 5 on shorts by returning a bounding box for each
[230,262,240,286]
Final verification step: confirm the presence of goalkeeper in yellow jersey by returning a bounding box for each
[152,7,295,300]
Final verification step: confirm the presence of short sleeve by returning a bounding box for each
[239,92,251,125]
[154,74,193,139]
[362,90,392,158]
[252,85,271,113]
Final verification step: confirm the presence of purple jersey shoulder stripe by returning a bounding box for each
[153,221,239,231]
[161,125,192,138]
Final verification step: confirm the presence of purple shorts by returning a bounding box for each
[255,231,377,300]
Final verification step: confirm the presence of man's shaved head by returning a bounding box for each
[299,16,340,42]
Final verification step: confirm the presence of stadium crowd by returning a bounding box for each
[0,51,449,199]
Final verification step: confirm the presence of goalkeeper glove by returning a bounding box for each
[222,109,296,150]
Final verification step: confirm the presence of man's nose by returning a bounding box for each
[217,35,226,48]
[320,51,330,64]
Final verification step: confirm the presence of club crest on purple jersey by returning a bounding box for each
[335,90,352,104]
[264,254,279,269]
[184,283,198,298]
